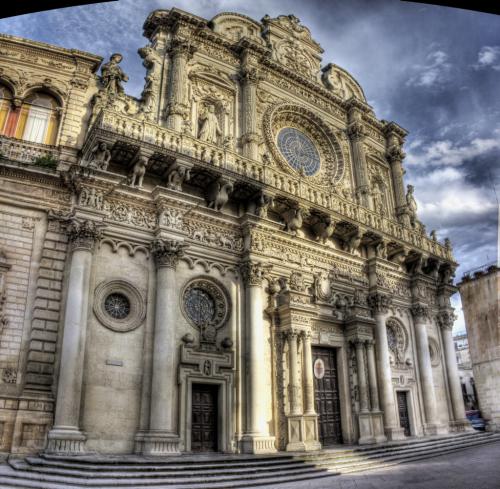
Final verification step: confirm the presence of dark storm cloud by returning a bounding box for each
[0,0,498,332]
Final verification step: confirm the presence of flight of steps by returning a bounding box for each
[0,431,499,489]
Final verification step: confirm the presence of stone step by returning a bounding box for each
[1,433,498,489]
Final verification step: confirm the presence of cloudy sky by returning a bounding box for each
[1,0,498,333]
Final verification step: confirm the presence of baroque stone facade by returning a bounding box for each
[0,8,470,456]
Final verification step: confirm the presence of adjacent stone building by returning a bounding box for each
[453,333,477,411]
[0,8,469,456]
[459,264,500,430]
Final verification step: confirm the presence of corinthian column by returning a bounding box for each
[412,304,440,434]
[365,339,380,411]
[166,38,195,132]
[354,340,369,413]
[240,260,276,453]
[438,309,469,429]
[239,66,260,160]
[368,293,405,440]
[302,331,316,415]
[142,238,188,455]
[47,219,102,454]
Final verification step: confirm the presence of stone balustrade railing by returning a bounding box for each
[94,109,453,262]
[0,134,60,166]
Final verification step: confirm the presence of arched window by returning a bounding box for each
[15,92,60,145]
[0,85,13,135]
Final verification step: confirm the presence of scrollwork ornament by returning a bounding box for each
[150,239,188,268]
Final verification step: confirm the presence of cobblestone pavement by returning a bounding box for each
[272,440,500,489]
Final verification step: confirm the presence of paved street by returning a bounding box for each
[274,440,500,489]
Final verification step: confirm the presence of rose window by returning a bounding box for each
[184,288,216,326]
[277,127,320,176]
[104,293,130,320]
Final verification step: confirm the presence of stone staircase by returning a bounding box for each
[1,431,499,489]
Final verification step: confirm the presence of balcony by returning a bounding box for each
[0,135,60,167]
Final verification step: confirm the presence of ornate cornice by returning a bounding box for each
[367,292,392,314]
[151,238,188,268]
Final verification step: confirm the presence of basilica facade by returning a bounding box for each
[0,8,469,456]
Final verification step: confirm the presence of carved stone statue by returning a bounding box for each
[406,184,418,226]
[344,231,362,255]
[281,206,303,235]
[372,184,384,214]
[205,179,233,211]
[87,142,111,170]
[166,163,190,192]
[100,53,129,96]
[129,155,148,188]
[430,230,437,241]
[198,105,221,144]
[312,216,335,243]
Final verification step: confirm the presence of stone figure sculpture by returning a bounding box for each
[87,142,111,170]
[100,53,129,96]
[166,163,190,191]
[198,106,221,144]
[406,184,418,227]
[311,216,335,243]
[205,179,233,211]
[129,155,148,188]
[281,207,303,235]
[344,231,362,255]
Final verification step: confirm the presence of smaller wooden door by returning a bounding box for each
[397,391,411,436]
[191,384,218,452]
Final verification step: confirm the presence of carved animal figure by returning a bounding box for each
[129,155,148,188]
[344,232,362,255]
[312,216,335,243]
[206,179,233,211]
[166,164,190,191]
[281,207,303,234]
[87,142,111,170]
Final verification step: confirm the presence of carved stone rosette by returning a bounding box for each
[66,219,103,252]
[150,239,188,268]
[367,293,392,315]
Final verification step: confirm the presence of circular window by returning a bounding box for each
[94,280,145,332]
[104,293,130,320]
[181,277,230,332]
[277,127,320,176]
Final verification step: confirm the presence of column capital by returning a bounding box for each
[151,238,188,268]
[367,293,392,314]
[238,66,262,85]
[300,330,312,340]
[168,37,196,59]
[239,260,271,287]
[436,309,456,330]
[365,338,375,348]
[386,144,406,164]
[347,121,365,141]
[66,218,103,252]
[411,303,430,321]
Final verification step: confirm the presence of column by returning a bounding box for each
[438,310,469,427]
[239,65,260,160]
[368,293,405,440]
[365,340,380,411]
[302,331,316,415]
[347,104,371,208]
[142,238,187,455]
[354,340,369,413]
[166,38,195,132]
[240,260,276,453]
[287,331,301,416]
[412,304,440,434]
[47,219,102,454]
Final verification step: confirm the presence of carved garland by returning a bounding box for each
[263,102,345,188]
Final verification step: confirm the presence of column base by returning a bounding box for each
[240,434,276,454]
[46,427,86,454]
[384,426,406,441]
[423,422,448,436]
[137,431,181,456]
[358,411,376,445]
[285,414,321,452]
[448,419,474,432]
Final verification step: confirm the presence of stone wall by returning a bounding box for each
[459,268,500,430]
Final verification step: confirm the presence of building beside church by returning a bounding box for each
[453,332,477,411]
[458,264,500,431]
[0,7,469,456]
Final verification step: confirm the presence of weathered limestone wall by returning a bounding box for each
[459,269,500,430]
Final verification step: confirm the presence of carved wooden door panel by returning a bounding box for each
[312,347,343,445]
[397,391,411,436]
[191,384,218,452]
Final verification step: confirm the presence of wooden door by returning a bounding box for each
[312,347,343,445]
[191,384,218,452]
[397,391,411,436]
